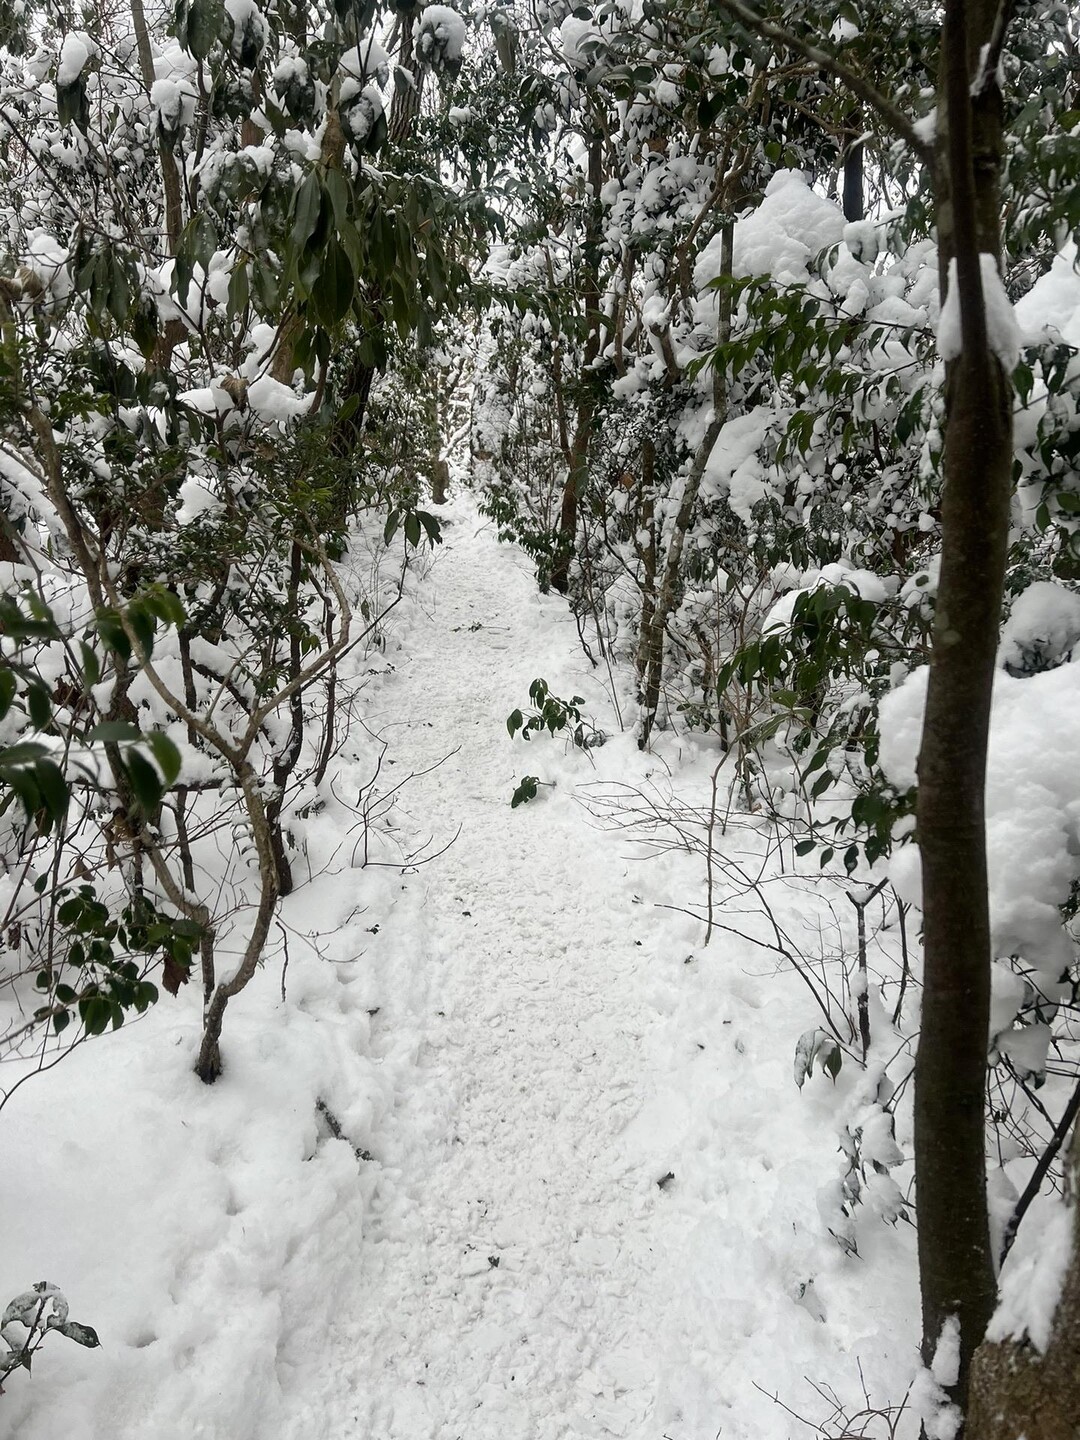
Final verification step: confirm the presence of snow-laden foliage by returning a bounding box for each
[0,0,482,1089]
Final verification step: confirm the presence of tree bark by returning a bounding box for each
[966,1119,1080,1440]
[550,133,604,596]
[130,0,183,256]
[195,767,280,1083]
[638,219,732,749]
[842,137,864,222]
[913,0,1011,1423]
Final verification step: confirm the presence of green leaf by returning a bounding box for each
[228,261,250,316]
[96,612,131,661]
[323,169,352,231]
[416,511,442,546]
[88,721,141,743]
[142,586,186,628]
[56,1320,100,1349]
[56,77,88,130]
[26,683,52,730]
[145,732,182,787]
[34,759,69,824]
[124,749,163,813]
[310,234,355,328]
[79,643,100,688]
[291,171,323,251]
[81,994,112,1036]
[510,775,539,808]
[128,602,156,660]
[185,0,226,61]
[507,709,523,738]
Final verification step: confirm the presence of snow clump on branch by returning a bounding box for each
[339,37,390,86]
[414,6,467,79]
[57,31,93,86]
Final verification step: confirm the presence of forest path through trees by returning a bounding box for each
[311,498,680,1438]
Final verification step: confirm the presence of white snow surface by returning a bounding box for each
[246,373,310,422]
[1,500,919,1438]
[987,1198,1075,1352]
[339,37,390,84]
[1015,241,1080,346]
[880,649,1080,974]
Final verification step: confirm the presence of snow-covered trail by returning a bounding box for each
[308,501,676,1439]
[1,496,920,1440]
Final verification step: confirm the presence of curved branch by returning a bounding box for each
[710,0,933,164]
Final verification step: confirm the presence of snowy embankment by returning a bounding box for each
[2,497,918,1439]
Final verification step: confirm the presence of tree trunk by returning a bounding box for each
[431,458,450,504]
[966,1119,1080,1439]
[638,219,732,749]
[389,12,423,145]
[130,0,183,256]
[634,436,658,681]
[195,768,280,1083]
[914,0,1011,1423]
[550,133,604,596]
[842,137,864,222]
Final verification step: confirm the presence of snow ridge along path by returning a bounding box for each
[316,499,676,1439]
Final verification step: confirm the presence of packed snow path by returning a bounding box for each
[318,503,675,1438]
[2,498,920,1440]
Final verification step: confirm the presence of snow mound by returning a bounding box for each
[696,170,845,290]
[880,648,1080,973]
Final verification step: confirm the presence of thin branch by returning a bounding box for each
[975,0,1020,96]
[999,1075,1080,1265]
[710,0,933,163]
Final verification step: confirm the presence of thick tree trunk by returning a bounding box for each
[914,0,1011,1423]
[389,13,423,145]
[967,1119,1080,1439]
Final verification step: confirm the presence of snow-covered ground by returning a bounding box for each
[2,497,921,1438]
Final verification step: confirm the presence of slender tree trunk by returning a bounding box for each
[195,769,280,1083]
[550,134,604,596]
[634,437,658,681]
[638,219,732,748]
[914,0,1011,1423]
[130,0,183,256]
[842,136,864,222]
[265,539,305,896]
[129,0,187,375]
